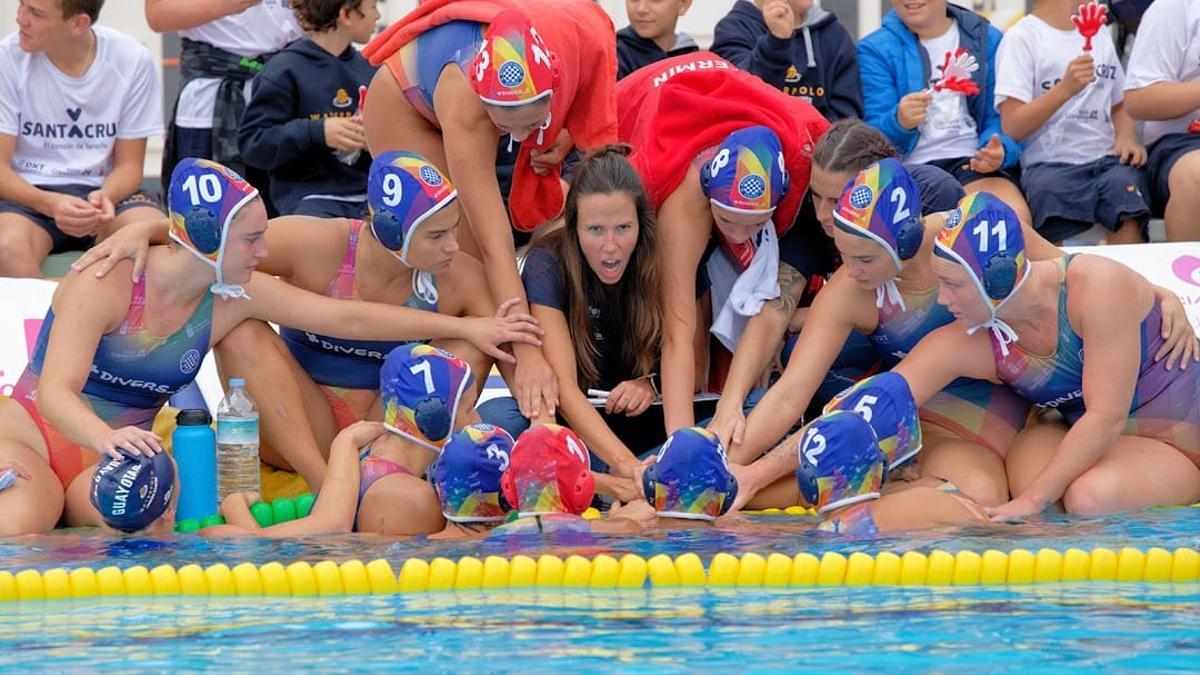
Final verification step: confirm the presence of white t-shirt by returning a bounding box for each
[0,26,164,188]
[176,0,302,129]
[995,15,1124,166]
[908,23,979,165]
[1125,0,1200,145]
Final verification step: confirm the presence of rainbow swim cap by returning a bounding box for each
[701,126,790,215]
[501,424,595,517]
[368,152,457,266]
[90,451,176,533]
[796,411,888,514]
[833,158,924,310]
[934,192,1030,356]
[431,424,515,523]
[168,158,261,299]
[380,344,474,452]
[823,372,922,469]
[642,427,738,522]
[470,11,554,107]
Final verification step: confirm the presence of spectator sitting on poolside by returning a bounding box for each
[0,0,164,278]
[857,0,1033,227]
[238,0,380,219]
[995,0,1150,245]
[712,0,862,121]
[616,0,698,80]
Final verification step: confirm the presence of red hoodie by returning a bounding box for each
[364,0,618,231]
[617,52,830,268]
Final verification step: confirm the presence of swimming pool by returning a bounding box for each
[3,507,1199,670]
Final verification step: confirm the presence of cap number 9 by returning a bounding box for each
[382,172,404,207]
[801,426,827,466]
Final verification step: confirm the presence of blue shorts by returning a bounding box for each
[0,184,162,254]
[1146,132,1200,215]
[1021,157,1151,242]
[925,155,1021,189]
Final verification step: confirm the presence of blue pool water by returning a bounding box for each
[2,507,1199,670]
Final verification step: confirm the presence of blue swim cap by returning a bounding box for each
[642,427,738,522]
[796,411,887,514]
[700,126,789,215]
[368,151,457,266]
[380,344,474,452]
[823,372,923,469]
[934,192,1030,354]
[89,451,176,533]
[431,424,514,523]
[167,158,261,299]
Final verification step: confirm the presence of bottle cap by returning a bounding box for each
[229,378,246,388]
[175,408,212,426]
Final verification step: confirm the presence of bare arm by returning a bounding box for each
[209,422,384,536]
[144,0,260,33]
[97,138,148,204]
[232,273,540,362]
[708,261,808,450]
[656,174,713,434]
[1124,81,1200,121]
[436,71,558,419]
[731,272,872,464]
[534,304,640,477]
[36,269,145,453]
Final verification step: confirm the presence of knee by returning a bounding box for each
[1061,473,1120,516]
[215,320,278,361]
[1168,159,1200,202]
[948,469,1009,508]
[0,227,43,276]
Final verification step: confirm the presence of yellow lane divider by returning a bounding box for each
[2,547,1197,601]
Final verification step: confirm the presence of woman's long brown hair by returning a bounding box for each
[535,145,661,388]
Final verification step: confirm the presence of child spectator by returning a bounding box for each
[712,0,862,121]
[995,0,1149,244]
[857,0,1032,226]
[147,0,303,187]
[0,0,163,278]
[616,0,698,80]
[238,0,379,218]
[1124,0,1200,242]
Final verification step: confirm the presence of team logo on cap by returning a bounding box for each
[498,60,526,88]
[738,174,766,201]
[849,185,874,210]
[419,165,443,187]
[945,208,962,229]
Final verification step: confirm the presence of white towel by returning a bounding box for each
[709,226,781,352]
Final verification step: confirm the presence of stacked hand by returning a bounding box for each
[1072,1,1108,52]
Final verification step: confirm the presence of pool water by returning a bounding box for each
[2,507,1199,670]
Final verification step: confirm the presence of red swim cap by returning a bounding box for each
[470,11,555,107]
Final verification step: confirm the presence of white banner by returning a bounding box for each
[0,242,1196,408]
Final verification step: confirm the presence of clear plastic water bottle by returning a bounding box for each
[216,378,260,500]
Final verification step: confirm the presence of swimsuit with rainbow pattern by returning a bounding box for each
[390,21,487,127]
[869,282,1030,457]
[280,219,437,390]
[12,277,214,486]
[993,255,1200,460]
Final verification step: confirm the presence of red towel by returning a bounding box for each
[617,52,830,266]
[365,0,618,231]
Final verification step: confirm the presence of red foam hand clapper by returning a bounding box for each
[356,85,368,118]
[1072,1,1108,51]
[933,48,980,96]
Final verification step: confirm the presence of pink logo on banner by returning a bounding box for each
[24,318,42,359]
[1173,255,1200,288]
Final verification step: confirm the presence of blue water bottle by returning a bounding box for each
[173,408,218,522]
